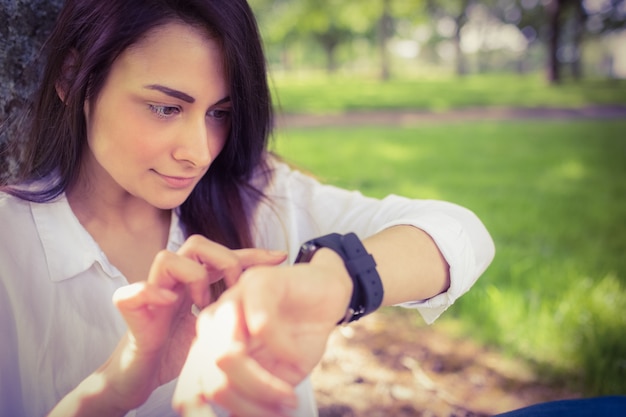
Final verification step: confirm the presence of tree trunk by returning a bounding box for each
[547,0,563,84]
[315,31,340,74]
[379,0,393,81]
[454,0,470,76]
[0,0,64,182]
[571,0,586,80]
[323,41,338,73]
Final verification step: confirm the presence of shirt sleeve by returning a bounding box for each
[250,158,495,324]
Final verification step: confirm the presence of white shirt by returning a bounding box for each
[0,159,494,417]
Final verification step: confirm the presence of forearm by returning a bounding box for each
[363,225,450,307]
[47,372,128,417]
[47,334,160,417]
[309,225,450,324]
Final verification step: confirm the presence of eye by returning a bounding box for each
[207,108,231,125]
[148,104,180,119]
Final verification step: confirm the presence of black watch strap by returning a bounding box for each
[294,232,384,324]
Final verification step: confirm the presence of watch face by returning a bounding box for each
[294,241,319,263]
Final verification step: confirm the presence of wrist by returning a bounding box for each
[96,335,161,413]
[309,247,354,322]
[48,372,129,417]
[294,233,384,324]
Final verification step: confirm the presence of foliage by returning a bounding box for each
[251,0,425,74]
[251,0,378,68]
[251,0,626,79]
[272,119,626,396]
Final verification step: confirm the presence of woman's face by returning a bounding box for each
[81,21,230,209]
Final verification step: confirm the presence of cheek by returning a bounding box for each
[88,101,161,164]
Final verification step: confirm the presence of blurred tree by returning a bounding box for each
[250,0,303,70]
[260,0,379,73]
[375,0,427,80]
[581,0,626,77]
[427,0,468,75]
[0,0,63,183]
[253,0,625,81]
[252,0,426,79]
[545,0,587,83]
[379,0,393,80]
[522,0,625,83]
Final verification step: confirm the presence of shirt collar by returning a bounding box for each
[31,194,185,282]
[168,208,185,251]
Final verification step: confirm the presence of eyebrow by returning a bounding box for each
[144,84,195,103]
[144,84,231,107]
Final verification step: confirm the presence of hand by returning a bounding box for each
[105,236,287,411]
[173,249,353,417]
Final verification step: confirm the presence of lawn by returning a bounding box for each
[271,119,626,396]
[269,72,626,114]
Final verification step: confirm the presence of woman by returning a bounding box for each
[0,1,494,416]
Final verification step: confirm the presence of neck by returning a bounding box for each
[67,182,170,235]
[66,178,172,284]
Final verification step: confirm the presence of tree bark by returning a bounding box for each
[0,0,63,182]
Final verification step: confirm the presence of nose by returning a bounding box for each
[172,116,213,168]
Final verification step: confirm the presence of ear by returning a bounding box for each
[55,49,80,103]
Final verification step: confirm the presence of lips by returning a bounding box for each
[157,172,198,189]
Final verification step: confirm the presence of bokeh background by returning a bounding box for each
[1,1,625,415]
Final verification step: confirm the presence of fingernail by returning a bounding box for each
[269,250,287,257]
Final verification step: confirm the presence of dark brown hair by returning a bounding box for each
[3,0,273,271]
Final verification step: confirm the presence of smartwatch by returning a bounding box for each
[294,232,384,324]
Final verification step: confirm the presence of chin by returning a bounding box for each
[141,184,196,209]
[150,195,191,210]
[159,200,188,210]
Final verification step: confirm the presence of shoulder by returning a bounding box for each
[0,175,64,225]
[0,191,46,256]
[0,192,44,294]
[0,191,33,222]
[251,154,325,198]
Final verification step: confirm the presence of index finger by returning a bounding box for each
[178,235,287,287]
[177,235,243,288]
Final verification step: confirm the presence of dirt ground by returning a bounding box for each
[311,312,580,417]
[276,105,626,129]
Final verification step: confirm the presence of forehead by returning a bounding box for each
[108,20,227,98]
[129,20,218,54]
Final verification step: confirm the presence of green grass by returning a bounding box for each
[271,119,626,396]
[270,72,626,114]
